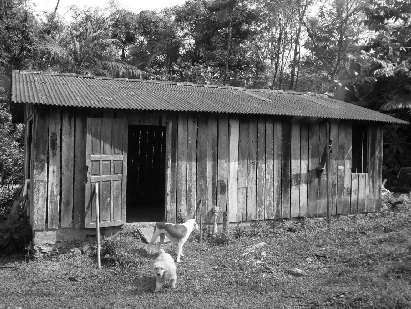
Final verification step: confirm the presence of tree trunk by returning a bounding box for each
[290,0,308,90]
[271,21,283,89]
[224,18,232,85]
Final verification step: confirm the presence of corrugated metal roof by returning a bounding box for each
[11,71,407,124]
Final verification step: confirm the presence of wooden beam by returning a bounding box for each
[186,113,197,219]
[177,112,188,220]
[291,121,300,218]
[337,122,346,214]
[165,113,177,223]
[238,118,249,221]
[344,125,352,214]
[228,117,239,222]
[217,115,229,223]
[256,117,266,221]
[247,118,257,221]
[308,122,319,217]
[318,122,327,217]
[208,115,218,223]
[47,107,61,229]
[273,120,282,218]
[330,121,339,216]
[300,122,309,217]
[281,120,292,218]
[351,173,359,214]
[32,108,49,230]
[265,118,274,219]
[197,115,208,221]
[61,109,75,228]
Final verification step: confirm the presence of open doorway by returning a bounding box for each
[127,125,166,222]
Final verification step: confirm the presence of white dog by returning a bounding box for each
[149,218,198,262]
[153,249,177,292]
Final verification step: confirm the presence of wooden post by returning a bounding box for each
[96,183,101,269]
[212,207,219,236]
[223,210,229,233]
[326,122,332,226]
[199,214,202,244]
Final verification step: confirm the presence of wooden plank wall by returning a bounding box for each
[29,105,383,231]
[166,114,370,223]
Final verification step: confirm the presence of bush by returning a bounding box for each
[0,185,22,222]
[0,199,32,254]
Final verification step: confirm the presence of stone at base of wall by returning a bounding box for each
[32,227,123,255]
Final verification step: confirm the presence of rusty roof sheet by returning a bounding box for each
[11,71,407,124]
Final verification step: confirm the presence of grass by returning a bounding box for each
[1,195,411,308]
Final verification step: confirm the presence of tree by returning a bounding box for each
[347,0,411,110]
[302,0,366,92]
[0,0,39,73]
[173,0,260,86]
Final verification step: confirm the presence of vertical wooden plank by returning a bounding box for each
[100,180,111,221]
[351,173,359,213]
[365,173,370,213]
[290,120,300,218]
[177,112,188,220]
[85,119,98,226]
[376,126,383,211]
[317,123,327,217]
[281,120,292,218]
[273,120,282,218]
[120,120,128,224]
[238,118,249,222]
[25,119,33,217]
[74,111,87,229]
[48,107,61,229]
[165,112,177,223]
[344,125,352,214]
[358,173,366,212]
[308,122,319,217]
[217,115,229,223]
[101,117,112,155]
[61,109,75,228]
[228,117,239,222]
[207,115,218,223]
[247,118,257,221]
[113,180,122,221]
[265,118,274,219]
[367,125,376,212]
[256,117,266,220]
[32,108,49,230]
[330,121,339,215]
[197,115,208,220]
[337,122,346,215]
[186,113,197,219]
[300,121,309,217]
[90,118,101,155]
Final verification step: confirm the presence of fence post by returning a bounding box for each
[199,214,202,244]
[212,207,219,236]
[223,210,229,233]
[95,183,101,269]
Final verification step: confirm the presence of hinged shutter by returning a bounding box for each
[85,118,127,228]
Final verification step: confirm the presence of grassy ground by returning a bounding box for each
[1,195,411,309]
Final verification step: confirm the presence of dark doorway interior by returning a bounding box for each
[127,125,166,222]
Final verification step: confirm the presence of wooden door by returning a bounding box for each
[85,118,127,228]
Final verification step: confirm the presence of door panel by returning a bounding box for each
[85,118,127,228]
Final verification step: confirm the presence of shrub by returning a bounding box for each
[0,200,32,254]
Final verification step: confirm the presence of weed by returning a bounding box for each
[98,235,144,271]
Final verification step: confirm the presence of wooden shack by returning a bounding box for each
[10,71,407,245]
